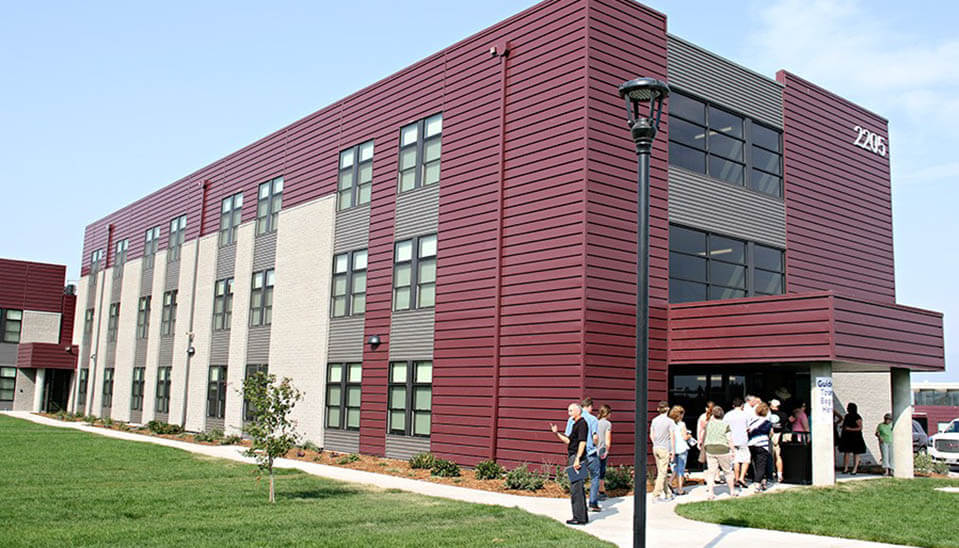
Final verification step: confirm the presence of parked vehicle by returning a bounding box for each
[929,419,959,465]
[913,420,930,452]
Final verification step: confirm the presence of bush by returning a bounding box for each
[194,429,224,443]
[554,465,571,493]
[604,465,634,491]
[430,458,461,478]
[83,415,98,424]
[932,460,950,475]
[117,422,131,432]
[337,453,361,465]
[409,452,435,469]
[147,421,183,435]
[914,452,933,475]
[221,435,243,445]
[475,459,505,480]
[102,417,113,427]
[504,464,546,491]
[301,440,321,453]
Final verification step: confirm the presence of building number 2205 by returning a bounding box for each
[852,125,887,157]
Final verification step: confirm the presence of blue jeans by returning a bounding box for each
[586,453,601,507]
[674,451,688,479]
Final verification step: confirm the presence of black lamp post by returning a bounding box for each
[618,76,669,548]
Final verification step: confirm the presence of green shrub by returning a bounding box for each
[409,452,435,469]
[932,460,949,475]
[194,429,224,443]
[504,464,546,491]
[146,421,183,435]
[301,440,321,453]
[475,459,505,480]
[430,458,461,478]
[221,435,243,445]
[337,453,361,465]
[54,410,68,421]
[914,452,933,475]
[102,417,113,427]
[83,415,97,424]
[554,465,571,493]
[117,422,131,432]
[604,465,634,491]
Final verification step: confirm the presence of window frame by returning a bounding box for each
[255,177,283,236]
[102,368,114,408]
[155,366,172,413]
[243,364,268,421]
[392,234,437,311]
[331,249,368,318]
[168,214,187,262]
[160,290,177,337]
[106,303,120,343]
[143,226,161,269]
[0,309,23,344]
[207,365,228,419]
[325,363,362,430]
[83,308,94,341]
[212,277,235,331]
[397,114,442,193]
[249,269,274,327]
[337,140,374,211]
[136,296,151,339]
[219,192,244,247]
[131,367,145,411]
[113,238,129,278]
[76,368,88,408]
[387,360,432,437]
[90,249,105,273]
[0,366,15,402]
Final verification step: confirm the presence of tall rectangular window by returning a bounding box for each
[398,114,442,192]
[83,308,94,341]
[155,366,172,413]
[106,303,120,342]
[102,368,114,408]
[219,192,243,246]
[1,309,23,343]
[90,249,105,273]
[0,367,15,402]
[326,363,361,430]
[136,296,151,339]
[243,364,268,421]
[161,290,177,337]
[393,234,437,311]
[249,269,274,327]
[331,250,367,317]
[388,361,432,436]
[168,214,187,262]
[76,369,88,409]
[338,141,374,210]
[213,278,234,331]
[131,367,145,411]
[256,177,283,235]
[113,239,129,278]
[143,226,161,269]
[207,366,227,419]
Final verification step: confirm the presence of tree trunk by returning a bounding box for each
[269,458,275,503]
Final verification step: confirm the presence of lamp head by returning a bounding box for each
[618,77,669,150]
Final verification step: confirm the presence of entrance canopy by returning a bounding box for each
[668,291,944,372]
[16,343,77,370]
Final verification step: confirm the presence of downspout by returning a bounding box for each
[85,223,114,415]
[488,39,511,460]
[180,179,209,427]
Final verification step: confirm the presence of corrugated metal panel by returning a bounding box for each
[0,259,66,313]
[129,410,143,424]
[154,411,169,423]
[334,207,370,253]
[158,338,174,367]
[668,168,786,247]
[111,275,123,302]
[246,326,271,363]
[206,417,225,432]
[105,341,117,368]
[252,232,277,271]
[216,243,236,279]
[210,330,231,363]
[135,339,148,366]
[385,435,430,461]
[389,310,435,360]
[667,34,783,128]
[0,343,20,366]
[325,429,360,453]
[394,185,439,240]
[327,317,365,362]
[140,268,153,297]
[833,295,944,371]
[164,260,180,290]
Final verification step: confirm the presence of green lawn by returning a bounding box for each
[676,476,959,548]
[0,416,611,547]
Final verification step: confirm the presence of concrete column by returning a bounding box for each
[810,362,835,486]
[891,367,913,479]
[32,368,46,412]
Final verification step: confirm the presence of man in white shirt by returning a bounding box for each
[723,397,750,487]
[649,401,674,500]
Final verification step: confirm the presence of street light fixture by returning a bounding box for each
[618,76,669,548]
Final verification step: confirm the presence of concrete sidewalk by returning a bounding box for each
[5,412,908,548]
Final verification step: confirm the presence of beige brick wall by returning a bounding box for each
[20,311,62,344]
[168,240,198,427]
[270,196,335,445]
[90,269,113,414]
[185,234,217,432]
[141,249,169,424]
[111,258,143,422]
[225,223,255,435]
[68,276,89,412]
[833,371,892,467]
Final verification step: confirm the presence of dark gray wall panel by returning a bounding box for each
[389,310,435,360]
[668,168,786,248]
[206,417,225,433]
[394,185,440,240]
[246,326,271,363]
[140,268,154,297]
[135,339,148,366]
[210,331,231,364]
[154,411,168,423]
[165,261,180,290]
[130,410,142,424]
[158,338,174,367]
[385,435,430,460]
[0,343,17,366]
[252,232,277,272]
[334,206,370,253]
[325,429,360,453]
[105,341,117,368]
[667,34,783,128]
[111,274,123,301]
[216,244,236,280]
[0,401,11,411]
[327,317,365,362]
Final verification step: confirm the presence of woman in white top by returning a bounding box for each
[696,401,716,465]
[669,405,691,495]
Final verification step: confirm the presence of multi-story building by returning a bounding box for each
[70,0,945,484]
[0,258,76,413]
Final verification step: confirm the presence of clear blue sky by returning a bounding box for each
[1,0,954,380]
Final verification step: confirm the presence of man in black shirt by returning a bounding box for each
[551,403,589,525]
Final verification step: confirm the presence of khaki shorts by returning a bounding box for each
[734,446,751,464]
[771,432,782,460]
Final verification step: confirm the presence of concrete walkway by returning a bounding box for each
[5,412,909,548]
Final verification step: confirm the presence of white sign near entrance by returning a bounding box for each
[815,376,833,416]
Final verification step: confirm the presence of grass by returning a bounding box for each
[676,477,959,548]
[0,416,612,547]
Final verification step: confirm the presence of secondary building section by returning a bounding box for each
[70,0,945,481]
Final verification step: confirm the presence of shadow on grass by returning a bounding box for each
[276,485,363,501]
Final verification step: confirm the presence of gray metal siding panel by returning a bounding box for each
[158,338,174,367]
[246,326,271,363]
[111,275,123,302]
[165,261,180,290]
[0,401,12,411]
[394,185,440,240]
[210,331,231,364]
[105,342,117,368]
[252,232,277,271]
[327,317,365,362]
[389,309,435,360]
[669,168,787,248]
[140,268,154,297]
[216,244,236,280]
[206,417,225,432]
[325,429,360,454]
[135,339,148,366]
[334,207,370,253]
[154,412,168,423]
[0,343,17,366]
[130,410,143,424]
[667,35,783,128]
[385,435,430,460]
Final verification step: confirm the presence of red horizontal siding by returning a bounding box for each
[0,259,66,313]
[915,406,959,432]
[833,295,944,371]
[16,343,77,370]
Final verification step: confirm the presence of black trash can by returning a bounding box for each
[780,432,812,485]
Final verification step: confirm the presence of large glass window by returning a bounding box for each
[207,366,227,419]
[213,278,234,331]
[161,290,177,337]
[106,303,120,343]
[398,114,442,193]
[143,226,161,269]
[1,309,23,343]
[155,366,172,413]
[219,192,244,246]
[249,269,275,327]
[393,234,437,311]
[668,91,782,197]
[669,224,785,303]
[326,363,361,430]
[131,367,145,411]
[136,296,151,339]
[256,177,283,235]
[243,364,268,421]
[331,250,367,317]
[0,367,15,402]
[388,360,432,437]
[102,368,114,408]
[90,249,105,273]
[83,308,94,341]
[76,369,88,409]
[168,215,187,262]
[338,141,374,210]
[113,239,129,278]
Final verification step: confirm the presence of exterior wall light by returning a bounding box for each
[187,346,196,357]
[367,335,381,349]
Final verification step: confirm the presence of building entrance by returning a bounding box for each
[43,370,72,413]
